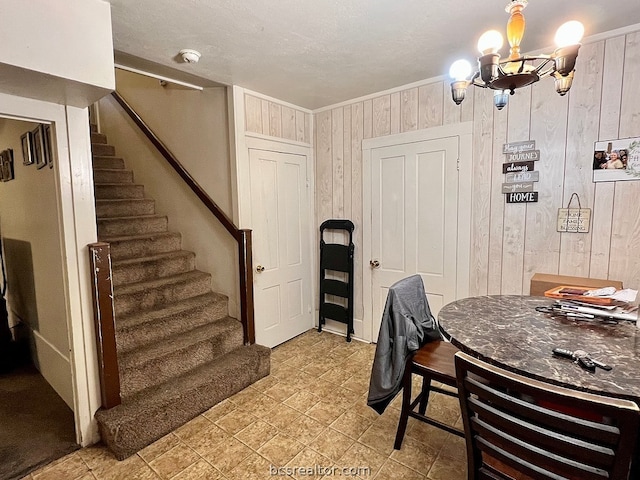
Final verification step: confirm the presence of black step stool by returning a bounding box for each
[318,219,355,342]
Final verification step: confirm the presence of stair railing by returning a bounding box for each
[110,91,256,346]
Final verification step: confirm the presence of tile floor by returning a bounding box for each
[24,330,466,479]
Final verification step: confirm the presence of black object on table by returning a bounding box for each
[318,219,355,342]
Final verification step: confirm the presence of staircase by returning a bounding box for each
[90,129,270,460]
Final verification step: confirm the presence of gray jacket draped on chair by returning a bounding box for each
[366,275,441,414]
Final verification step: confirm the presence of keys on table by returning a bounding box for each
[552,347,613,372]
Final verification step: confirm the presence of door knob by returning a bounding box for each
[256,265,265,273]
[370,260,380,269]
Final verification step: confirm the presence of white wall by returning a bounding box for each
[0,119,73,407]
[0,0,114,107]
[313,28,640,329]
[98,71,239,315]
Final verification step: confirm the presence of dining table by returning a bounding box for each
[437,294,640,477]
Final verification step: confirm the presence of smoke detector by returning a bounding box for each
[179,49,201,64]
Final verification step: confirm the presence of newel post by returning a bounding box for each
[238,230,255,345]
[88,242,121,409]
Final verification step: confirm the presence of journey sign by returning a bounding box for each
[505,171,540,183]
[503,161,535,174]
[505,150,540,162]
[503,140,536,154]
[506,192,539,203]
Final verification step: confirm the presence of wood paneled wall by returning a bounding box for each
[244,93,312,144]
[315,31,640,322]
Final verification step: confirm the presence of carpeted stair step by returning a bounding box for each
[116,292,228,353]
[114,270,211,316]
[96,199,156,218]
[91,132,107,144]
[112,250,195,286]
[119,317,245,398]
[92,143,116,156]
[97,214,168,237]
[95,343,271,460]
[90,124,98,133]
[95,183,145,200]
[93,156,125,170]
[102,232,182,260]
[93,168,134,184]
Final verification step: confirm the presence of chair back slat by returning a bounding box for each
[455,352,639,480]
[467,396,616,471]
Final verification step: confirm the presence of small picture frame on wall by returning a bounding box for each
[32,125,47,169]
[21,131,34,165]
[0,149,15,182]
[44,124,53,169]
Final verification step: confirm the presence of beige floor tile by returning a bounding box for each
[257,434,305,466]
[308,428,354,462]
[350,400,380,422]
[199,437,253,474]
[234,420,278,450]
[284,390,320,412]
[202,399,237,422]
[319,366,353,385]
[280,414,326,444]
[438,435,467,461]
[91,454,149,480]
[335,442,387,479]
[405,420,451,451]
[305,400,345,425]
[263,403,302,430]
[390,435,439,473]
[76,445,117,470]
[171,459,223,480]
[236,392,280,415]
[185,424,232,457]
[330,411,373,440]
[32,454,90,480]
[215,408,258,434]
[227,451,274,480]
[263,382,298,403]
[301,362,333,378]
[250,373,280,392]
[173,415,214,444]
[358,424,396,456]
[138,432,181,463]
[286,448,333,480]
[426,454,467,480]
[148,443,199,479]
[374,459,427,480]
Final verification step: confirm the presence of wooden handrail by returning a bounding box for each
[111,91,255,344]
[88,242,121,408]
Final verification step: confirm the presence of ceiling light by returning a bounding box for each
[179,49,201,64]
[448,0,584,110]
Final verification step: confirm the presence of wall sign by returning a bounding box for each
[502,182,535,193]
[505,150,540,162]
[505,171,539,183]
[503,161,535,174]
[503,141,536,154]
[506,192,538,203]
[503,141,539,204]
[557,193,590,233]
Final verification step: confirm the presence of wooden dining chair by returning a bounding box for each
[394,339,464,449]
[455,351,640,480]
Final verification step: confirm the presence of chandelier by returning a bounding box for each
[449,0,584,110]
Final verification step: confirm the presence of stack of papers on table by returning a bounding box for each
[545,286,639,323]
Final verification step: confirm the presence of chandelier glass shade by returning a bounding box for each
[449,0,584,110]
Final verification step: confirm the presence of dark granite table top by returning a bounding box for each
[438,295,640,402]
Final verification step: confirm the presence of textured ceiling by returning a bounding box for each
[107,0,640,109]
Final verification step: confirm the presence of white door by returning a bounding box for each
[250,148,313,348]
[370,137,460,342]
